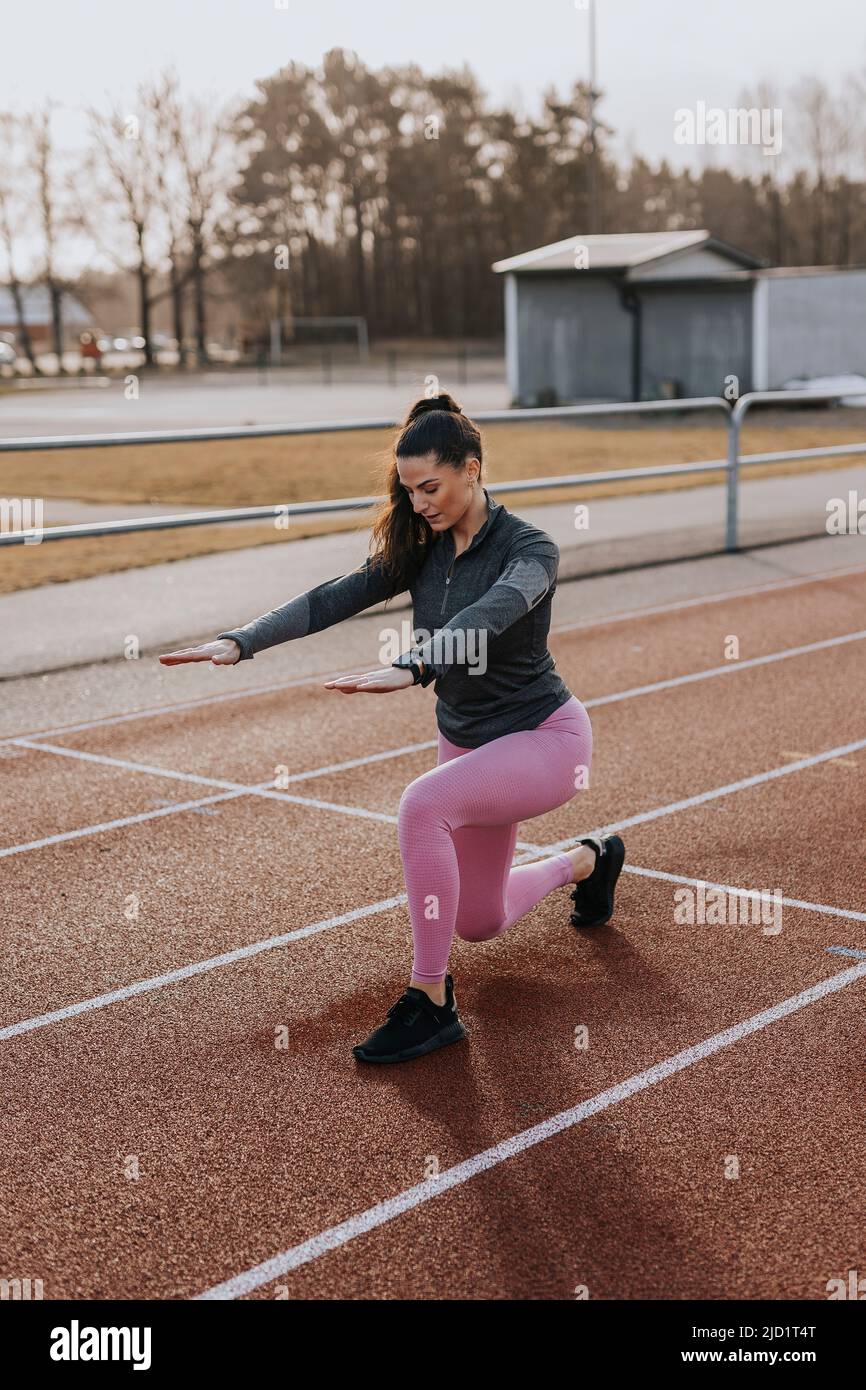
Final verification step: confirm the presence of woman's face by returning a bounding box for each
[396,452,480,530]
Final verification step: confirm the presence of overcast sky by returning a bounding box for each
[3,0,865,171]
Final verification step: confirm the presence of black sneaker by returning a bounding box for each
[352,974,467,1064]
[569,833,625,928]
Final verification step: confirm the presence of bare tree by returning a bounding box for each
[791,76,850,263]
[146,72,189,358]
[85,93,161,366]
[732,81,787,265]
[163,79,235,364]
[0,112,41,372]
[27,108,68,369]
[827,74,865,265]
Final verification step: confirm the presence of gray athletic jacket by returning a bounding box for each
[217,488,574,748]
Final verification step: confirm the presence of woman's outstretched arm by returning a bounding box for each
[216,554,403,661]
[159,553,404,666]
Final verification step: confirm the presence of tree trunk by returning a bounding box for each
[415,226,434,337]
[137,236,153,368]
[8,276,41,372]
[771,183,784,265]
[170,261,185,360]
[190,224,208,364]
[49,281,64,371]
[836,179,851,265]
[351,181,367,323]
[307,232,321,315]
[811,177,825,263]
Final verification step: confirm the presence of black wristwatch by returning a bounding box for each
[391,651,427,685]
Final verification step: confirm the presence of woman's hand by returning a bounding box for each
[158,638,241,666]
[324,666,416,694]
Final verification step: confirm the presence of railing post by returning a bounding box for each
[725,400,743,551]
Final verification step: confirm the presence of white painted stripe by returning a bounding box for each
[0,742,538,859]
[11,736,416,826]
[0,789,252,858]
[0,791,395,859]
[6,624,863,860]
[3,734,863,1041]
[586,629,866,708]
[550,560,866,635]
[543,735,866,850]
[3,559,864,748]
[0,896,408,1043]
[273,742,435,783]
[0,761,400,856]
[622,864,866,924]
[2,783,482,864]
[14,735,435,792]
[13,739,269,793]
[196,960,866,1299]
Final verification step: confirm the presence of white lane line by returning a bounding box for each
[267,742,435,783]
[14,738,403,824]
[617,864,866,925]
[6,624,864,860]
[0,896,408,1043]
[0,793,537,859]
[3,734,864,1041]
[195,960,866,1300]
[585,629,866,708]
[2,737,537,856]
[12,735,434,793]
[0,789,394,858]
[3,559,865,748]
[550,560,866,636]
[541,735,866,850]
[0,789,252,858]
[13,739,274,792]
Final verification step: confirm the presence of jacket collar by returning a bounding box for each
[442,486,503,556]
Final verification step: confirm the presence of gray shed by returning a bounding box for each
[492,230,866,404]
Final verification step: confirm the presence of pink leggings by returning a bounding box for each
[397,695,594,983]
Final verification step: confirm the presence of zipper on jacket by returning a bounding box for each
[440,500,494,615]
[441,549,459,614]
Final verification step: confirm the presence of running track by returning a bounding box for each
[1,547,865,1300]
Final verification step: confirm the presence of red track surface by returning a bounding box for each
[1,561,865,1300]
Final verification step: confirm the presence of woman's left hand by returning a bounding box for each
[323,666,416,694]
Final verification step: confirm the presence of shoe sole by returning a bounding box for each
[570,834,626,929]
[352,1018,467,1064]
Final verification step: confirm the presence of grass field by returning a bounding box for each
[2,410,865,594]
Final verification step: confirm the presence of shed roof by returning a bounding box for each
[492,230,762,275]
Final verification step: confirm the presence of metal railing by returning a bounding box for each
[725,389,866,549]
[1,391,864,550]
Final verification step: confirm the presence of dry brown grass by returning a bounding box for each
[2,413,865,594]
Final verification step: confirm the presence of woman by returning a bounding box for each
[160,393,625,1064]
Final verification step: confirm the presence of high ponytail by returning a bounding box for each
[367,391,483,594]
[403,391,464,425]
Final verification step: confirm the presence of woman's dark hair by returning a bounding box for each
[367,392,483,594]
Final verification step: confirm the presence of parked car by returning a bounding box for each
[112,334,145,351]
[781,373,866,407]
[149,332,178,352]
